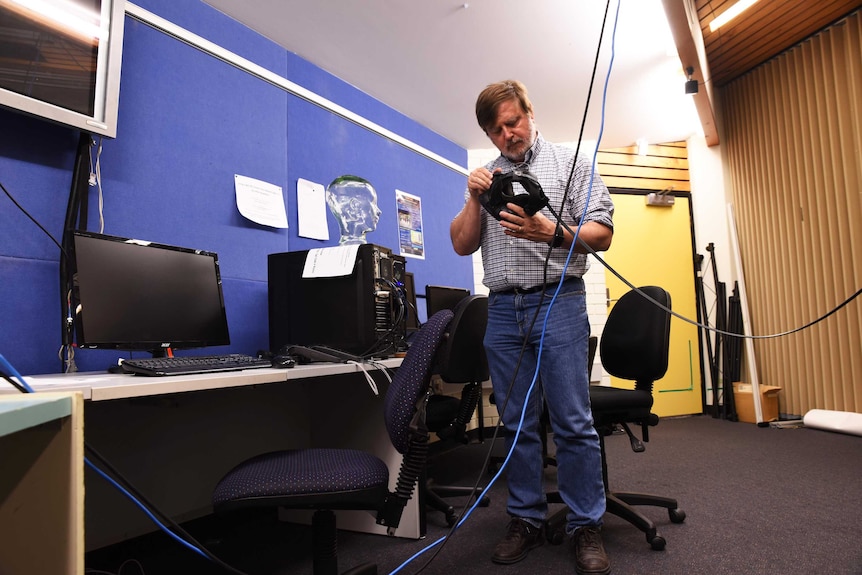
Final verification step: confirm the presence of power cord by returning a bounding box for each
[85,558,146,575]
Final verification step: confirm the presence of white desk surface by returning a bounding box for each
[4,359,402,402]
[4,358,419,544]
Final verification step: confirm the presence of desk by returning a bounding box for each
[3,360,415,551]
[0,392,84,575]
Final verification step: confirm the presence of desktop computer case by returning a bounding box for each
[268,244,406,357]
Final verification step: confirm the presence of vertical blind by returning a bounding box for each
[721,10,861,416]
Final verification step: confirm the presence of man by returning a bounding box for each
[450,80,614,575]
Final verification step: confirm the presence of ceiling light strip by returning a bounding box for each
[708,0,760,32]
[124,3,468,175]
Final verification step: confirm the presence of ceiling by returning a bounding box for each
[200,0,860,152]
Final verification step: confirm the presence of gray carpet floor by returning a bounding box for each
[86,414,862,575]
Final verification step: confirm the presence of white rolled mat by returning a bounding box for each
[802,409,862,437]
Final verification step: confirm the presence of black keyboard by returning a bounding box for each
[120,353,272,376]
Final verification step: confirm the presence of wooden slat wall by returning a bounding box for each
[695,0,862,87]
[721,11,862,417]
[597,142,690,191]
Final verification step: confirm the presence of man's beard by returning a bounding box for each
[502,122,536,162]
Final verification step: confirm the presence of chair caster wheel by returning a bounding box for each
[477,495,491,507]
[669,508,686,523]
[445,511,457,527]
[648,534,666,550]
[546,528,566,545]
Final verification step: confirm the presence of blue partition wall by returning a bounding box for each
[0,0,471,375]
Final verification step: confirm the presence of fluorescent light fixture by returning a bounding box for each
[709,0,760,32]
[6,0,104,42]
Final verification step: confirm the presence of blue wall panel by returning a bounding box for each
[102,18,289,281]
[0,257,63,375]
[0,112,79,261]
[284,95,471,295]
[0,0,470,376]
[286,52,464,164]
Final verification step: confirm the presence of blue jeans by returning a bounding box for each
[486,277,605,530]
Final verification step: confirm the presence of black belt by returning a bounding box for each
[495,277,579,295]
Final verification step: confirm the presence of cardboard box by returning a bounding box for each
[733,382,781,423]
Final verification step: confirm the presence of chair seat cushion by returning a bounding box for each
[589,386,654,424]
[213,448,389,511]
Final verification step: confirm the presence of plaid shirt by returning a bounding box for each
[475,133,614,293]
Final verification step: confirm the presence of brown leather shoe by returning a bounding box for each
[491,517,544,564]
[572,526,611,575]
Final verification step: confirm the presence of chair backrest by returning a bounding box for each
[384,308,454,454]
[600,286,671,390]
[436,294,489,384]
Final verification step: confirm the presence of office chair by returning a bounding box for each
[546,285,685,550]
[424,294,491,526]
[211,309,455,575]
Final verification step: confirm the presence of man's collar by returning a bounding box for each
[523,132,544,165]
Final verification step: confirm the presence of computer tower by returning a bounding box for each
[268,244,407,357]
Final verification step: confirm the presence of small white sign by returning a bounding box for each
[296,178,330,240]
[302,245,361,278]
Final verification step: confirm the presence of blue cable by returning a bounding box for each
[84,458,211,560]
[390,4,622,574]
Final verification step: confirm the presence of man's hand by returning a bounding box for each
[467,167,495,200]
[500,203,555,244]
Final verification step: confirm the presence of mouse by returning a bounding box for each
[271,354,296,369]
[107,364,128,374]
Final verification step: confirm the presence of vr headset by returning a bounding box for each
[479,168,549,220]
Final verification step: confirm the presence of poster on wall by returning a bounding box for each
[234,174,288,228]
[396,189,425,259]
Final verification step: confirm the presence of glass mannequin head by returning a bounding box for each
[326,175,382,245]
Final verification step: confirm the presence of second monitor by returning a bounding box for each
[425,285,471,319]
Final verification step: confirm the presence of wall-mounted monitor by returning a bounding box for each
[0,0,126,138]
[72,231,231,356]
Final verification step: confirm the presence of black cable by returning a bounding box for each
[411,4,615,573]
[1,372,30,394]
[0,179,67,258]
[549,210,862,340]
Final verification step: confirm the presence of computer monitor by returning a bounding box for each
[72,231,230,356]
[425,285,470,319]
[403,272,419,333]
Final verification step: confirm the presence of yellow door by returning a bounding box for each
[602,192,702,417]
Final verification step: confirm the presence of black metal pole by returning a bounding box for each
[59,132,92,371]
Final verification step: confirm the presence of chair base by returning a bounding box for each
[424,480,490,526]
[311,509,381,575]
[545,490,686,550]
